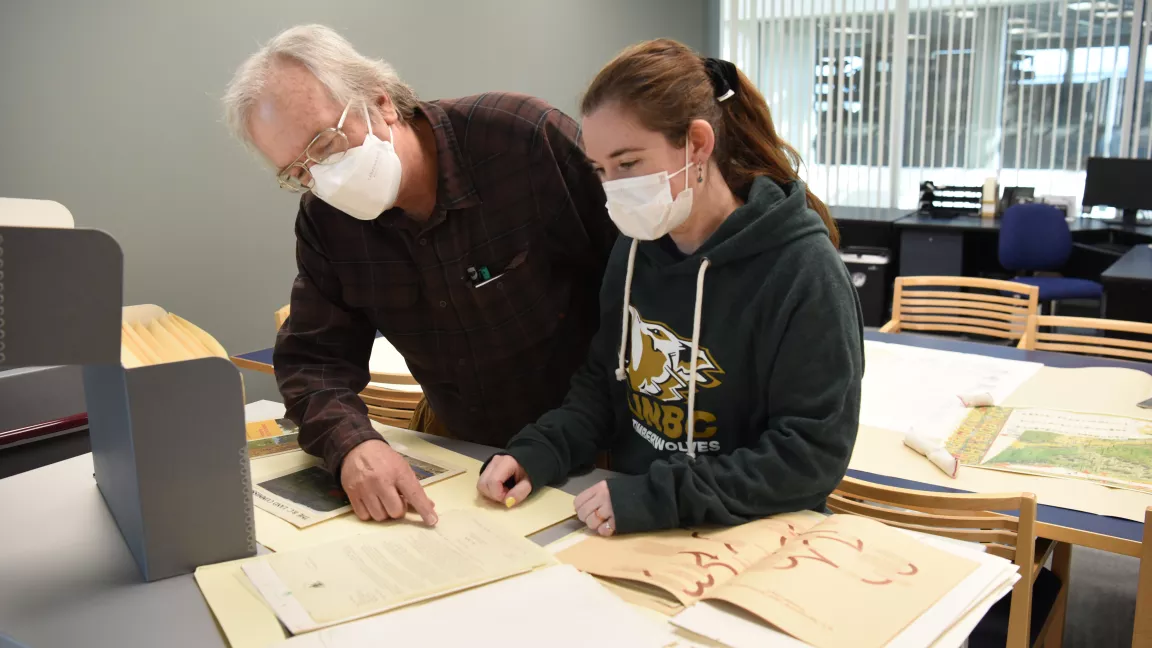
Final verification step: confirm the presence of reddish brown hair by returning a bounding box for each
[581,38,838,247]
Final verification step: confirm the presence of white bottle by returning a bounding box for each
[981,177,998,219]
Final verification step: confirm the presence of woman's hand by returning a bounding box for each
[574,480,616,536]
[477,455,533,507]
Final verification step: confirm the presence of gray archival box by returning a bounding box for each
[0,226,255,580]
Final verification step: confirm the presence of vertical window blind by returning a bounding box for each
[722,0,1152,212]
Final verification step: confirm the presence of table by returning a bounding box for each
[0,366,89,479]
[0,415,609,648]
[236,331,1150,553]
[861,331,1148,554]
[1101,244,1152,323]
[861,331,1152,647]
[891,214,1001,278]
[6,334,1150,648]
[230,345,275,375]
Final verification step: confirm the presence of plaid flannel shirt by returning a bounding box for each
[274,93,617,474]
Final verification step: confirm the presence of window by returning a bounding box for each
[722,0,1150,212]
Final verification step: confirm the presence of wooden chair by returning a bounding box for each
[1135,506,1152,648]
[830,477,1065,648]
[362,371,422,429]
[1017,314,1152,362]
[274,304,290,331]
[881,276,1040,342]
[272,304,423,429]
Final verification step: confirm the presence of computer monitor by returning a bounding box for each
[1082,157,1152,226]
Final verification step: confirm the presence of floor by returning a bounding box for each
[1063,547,1140,647]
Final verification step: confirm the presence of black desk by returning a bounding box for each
[832,206,909,249]
[1101,244,1152,322]
[894,214,1002,231]
[834,208,1152,322]
[892,214,1003,277]
[892,214,1152,278]
[832,206,911,224]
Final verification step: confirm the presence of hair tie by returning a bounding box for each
[703,58,739,102]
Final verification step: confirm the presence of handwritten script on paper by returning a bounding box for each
[556,510,825,605]
[557,513,979,648]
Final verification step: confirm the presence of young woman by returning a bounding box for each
[477,39,864,536]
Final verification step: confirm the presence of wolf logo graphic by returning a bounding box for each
[626,307,724,402]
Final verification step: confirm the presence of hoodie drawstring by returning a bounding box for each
[614,241,711,460]
[614,239,640,381]
[684,258,710,459]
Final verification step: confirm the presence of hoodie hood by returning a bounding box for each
[639,177,829,269]
[502,175,863,534]
[609,176,834,459]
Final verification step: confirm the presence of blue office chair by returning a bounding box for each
[998,203,1103,314]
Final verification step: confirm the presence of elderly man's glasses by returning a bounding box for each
[276,100,356,192]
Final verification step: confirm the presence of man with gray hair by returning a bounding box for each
[223,25,615,526]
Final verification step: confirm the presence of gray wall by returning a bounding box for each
[0,0,707,402]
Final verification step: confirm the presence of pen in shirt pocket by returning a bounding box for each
[466,250,528,288]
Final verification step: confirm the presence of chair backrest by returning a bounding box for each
[881,276,1040,341]
[831,477,1038,648]
[1018,314,1152,361]
[364,337,421,428]
[272,304,422,427]
[362,381,422,428]
[999,203,1072,272]
[274,304,290,331]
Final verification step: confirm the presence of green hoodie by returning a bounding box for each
[503,176,864,534]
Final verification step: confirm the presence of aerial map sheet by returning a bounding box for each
[946,407,1152,494]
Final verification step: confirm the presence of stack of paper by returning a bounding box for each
[245,418,302,459]
[119,304,228,368]
[241,511,553,632]
[553,512,1020,648]
[271,565,679,648]
[670,537,1017,648]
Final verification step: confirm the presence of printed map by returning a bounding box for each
[946,407,1152,493]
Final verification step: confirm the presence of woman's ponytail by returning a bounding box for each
[710,64,839,247]
[582,40,838,247]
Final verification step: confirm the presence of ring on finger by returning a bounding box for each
[594,507,609,524]
[587,510,603,526]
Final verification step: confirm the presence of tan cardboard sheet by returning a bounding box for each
[851,363,1152,522]
[251,426,576,553]
[1002,365,1152,420]
[194,557,287,648]
[850,425,1152,522]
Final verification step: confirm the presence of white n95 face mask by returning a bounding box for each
[311,104,403,221]
[601,140,695,240]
